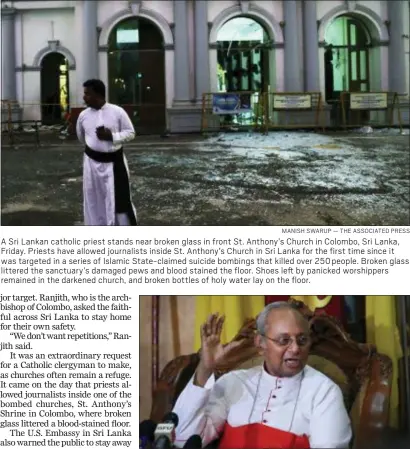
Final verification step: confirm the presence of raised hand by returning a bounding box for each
[195,313,243,387]
[199,313,226,372]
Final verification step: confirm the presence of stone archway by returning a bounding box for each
[99,8,173,132]
[99,8,173,48]
[209,4,283,93]
[209,4,282,45]
[40,52,70,125]
[107,16,166,133]
[318,4,388,43]
[216,17,271,93]
[33,42,76,69]
[318,5,388,98]
[324,15,373,100]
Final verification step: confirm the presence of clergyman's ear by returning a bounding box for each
[254,334,264,354]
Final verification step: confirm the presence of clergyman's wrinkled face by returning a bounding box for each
[255,310,311,377]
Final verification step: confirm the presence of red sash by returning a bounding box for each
[219,423,310,449]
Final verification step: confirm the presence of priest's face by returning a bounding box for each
[83,86,101,109]
[258,310,310,377]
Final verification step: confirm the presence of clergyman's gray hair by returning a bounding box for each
[256,301,305,335]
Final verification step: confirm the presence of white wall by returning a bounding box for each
[21,72,41,120]
[10,1,74,10]
[356,0,382,18]
[21,9,75,66]
[98,0,129,30]
[208,0,236,24]
[146,0,173,23]
[72,2,83,106]
[252,0,283,22]
[164,50,175,111]
[15,11,24,105]
[187,0,195,100]
[296,0,304,92]
[317,0,344,25]
[68,69,78,111]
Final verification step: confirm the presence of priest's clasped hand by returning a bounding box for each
[96,126,113,141]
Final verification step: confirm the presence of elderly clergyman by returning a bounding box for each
[173,302,352,448]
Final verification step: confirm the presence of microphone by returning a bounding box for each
[153,412,179,449]
[183,435,202,449]
[139,420,157,449]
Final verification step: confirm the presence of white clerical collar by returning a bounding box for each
[261,363,305,386]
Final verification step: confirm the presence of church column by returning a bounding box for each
[1,7,17,100]
[173,0,190,103]
[194,0,210,102]
[283,0,302,91]
[388,2,406,94]
[303,0,320,91]
[82,0,98,81]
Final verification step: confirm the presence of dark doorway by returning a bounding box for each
[324,15,371,102]
[108,17,166,134]
[40,53,69,125]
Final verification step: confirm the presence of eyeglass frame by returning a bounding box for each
[259,333,311,348]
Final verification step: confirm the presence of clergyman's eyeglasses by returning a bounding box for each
[261,334,311,347]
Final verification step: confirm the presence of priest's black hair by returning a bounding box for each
[83,79,106,98]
